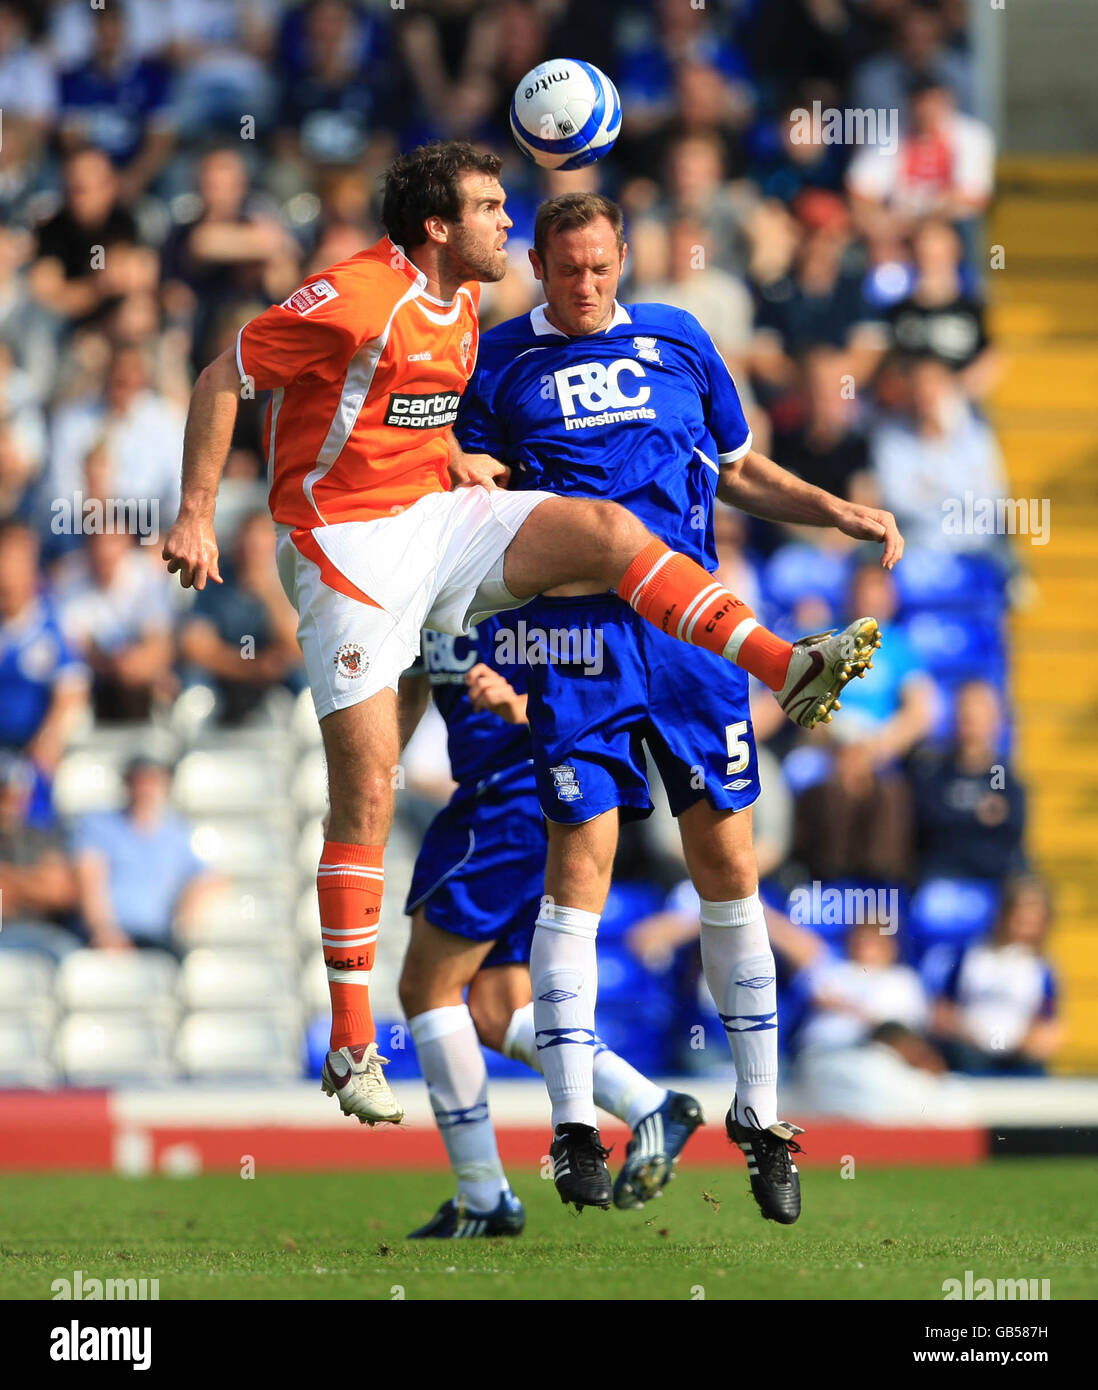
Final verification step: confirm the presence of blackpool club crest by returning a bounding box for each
[334,642,369,679]
[459,329,473,371]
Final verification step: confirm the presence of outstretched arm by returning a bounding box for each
[162,346,242,589]
[718,448,904,569]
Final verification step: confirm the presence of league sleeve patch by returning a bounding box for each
[283,278,339,316]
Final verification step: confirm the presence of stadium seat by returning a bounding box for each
[179,949,300,1017]
[55,1013,176,1085]
[52,752,127,816]
[176,1011,302,1080]
[893,550,1007,614]
[291,689,323,747]
[0,1015,58,1087]
[295,888,321,954]
[55,950,179,1020]
[291,748,328,820]
[599,881,666,942]
[0,952,57,1024]
[899,611,1006,684]
[597,942,665,1005]
[172,749,291,817]
[183,887,294,952]
[762,544,850,613]
[301,952,330,1018]
[907,878,1001,954]
[295,816,326,882]
[189,820,294,879]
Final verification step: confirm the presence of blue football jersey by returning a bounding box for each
[455,302,752,569]
[413,613,533,786]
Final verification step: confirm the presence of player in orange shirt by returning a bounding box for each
[163,141,900,1125]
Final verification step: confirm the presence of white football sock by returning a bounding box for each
[699,893,779,1128]
[503,1002,667,1129]
[529,903,600,1130]
[409,1004,507,1212]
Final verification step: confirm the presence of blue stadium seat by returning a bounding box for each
[907,878,1000,956]
[599,881,666,941]
[762,544,850,614]
[899,611,1006,685]
[893,550,1007,615]
[784,879,906,946]
[591,998,673,1075]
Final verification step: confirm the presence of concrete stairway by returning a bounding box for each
[990,156,1098,1070]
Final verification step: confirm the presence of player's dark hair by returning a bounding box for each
[381,141,502,254]
[534,193,625,264]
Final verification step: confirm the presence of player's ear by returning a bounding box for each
[528,246,544,283]
[423,214,449,247]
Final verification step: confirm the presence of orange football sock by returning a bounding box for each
[619,539,793,691]
[318,840,384,1051]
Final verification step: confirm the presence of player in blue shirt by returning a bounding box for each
[397,613,702,1237]
[456,193,903,1220]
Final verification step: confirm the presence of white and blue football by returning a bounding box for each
[510,59,622,171]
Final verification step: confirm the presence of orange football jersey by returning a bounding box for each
[235,236,481,527]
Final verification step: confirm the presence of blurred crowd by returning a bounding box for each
[0,0,1058,1092]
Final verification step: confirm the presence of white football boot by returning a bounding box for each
[776,617,881,729]
[321,1041,404,1126]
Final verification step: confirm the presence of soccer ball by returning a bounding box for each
[510,59,622,171]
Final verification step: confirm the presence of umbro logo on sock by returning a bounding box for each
[538,989,577,1003]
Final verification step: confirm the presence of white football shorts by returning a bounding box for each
[275,487,551,719]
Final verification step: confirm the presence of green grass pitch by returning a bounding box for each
[2,1159,1094,1301]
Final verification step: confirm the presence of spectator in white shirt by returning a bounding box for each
[847,75,993,245]
[767,913,930,1055]
[868,354,1007,556]
[43,343,184,543]
[55,528,175,721]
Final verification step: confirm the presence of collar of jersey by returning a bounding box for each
[380,235,460,307]
[529,301,632,337]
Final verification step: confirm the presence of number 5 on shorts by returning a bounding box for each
[725,720,750,775]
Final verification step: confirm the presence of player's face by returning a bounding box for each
[445,173,512,283]
[532,217,627,336]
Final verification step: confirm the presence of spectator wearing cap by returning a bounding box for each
[0,522,89,825]
[178,510,305,725]
[71,754,222,953]
[909,679,1026,882]
[0,751,81,963]
[931,876,1060,1076]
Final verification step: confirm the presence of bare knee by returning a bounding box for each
[690,847,758,903]
[398,956,463,1020]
